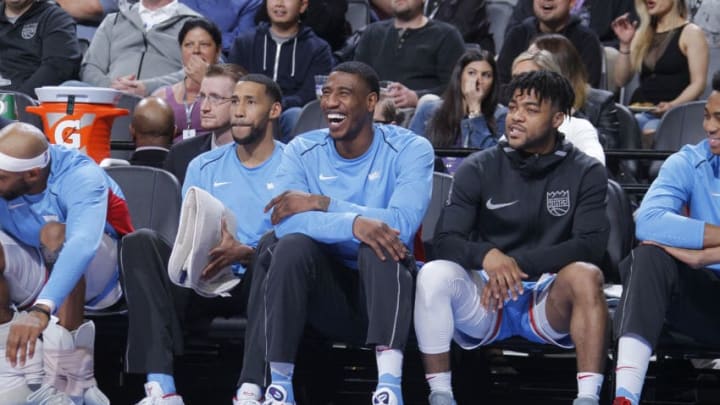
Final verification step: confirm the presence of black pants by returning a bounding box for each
[120,228,252,375]
[613,244,720,347]
[239,232,414,386]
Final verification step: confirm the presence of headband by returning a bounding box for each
[0,149,50,172]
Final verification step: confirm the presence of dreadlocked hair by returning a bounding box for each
[507,70,574,116]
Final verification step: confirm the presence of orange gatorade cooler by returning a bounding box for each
[27,87,129,163]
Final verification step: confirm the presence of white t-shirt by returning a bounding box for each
[559,115,606,166]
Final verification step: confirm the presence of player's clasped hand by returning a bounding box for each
[352,216,407,262]
[264,191,329,225]
[481,248,528,311]
[202,218,254,280]
[6,310,47,368]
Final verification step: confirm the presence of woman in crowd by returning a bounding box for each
[153,18,223,143]
[530,34,620,148]
[409,48,506,149]
[512,50,606,165]
[612,0,708,141]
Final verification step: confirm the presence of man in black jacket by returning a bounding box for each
[497,0,603,93]
[128,96,174,168]
[0,0,81,97]
[506,0,636,48]
[414,71,609,405]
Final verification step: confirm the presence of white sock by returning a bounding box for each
[236,383,262,400]
[426,372,453,395]
[376,347,403,379]
[576,372,603,400]
[615,335,652,404]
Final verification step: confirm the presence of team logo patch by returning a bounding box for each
[546,190,570,217]
[21,23,38,40]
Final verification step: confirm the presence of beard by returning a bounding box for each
[231,122,267,146]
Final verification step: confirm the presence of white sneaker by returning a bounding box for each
[42,320,111,404]
[428,391,457,405]
[26,384,75,405]
[233,382,263,405]
[372,387,400,405]
[136,381,185,405]
[262,384,294,405]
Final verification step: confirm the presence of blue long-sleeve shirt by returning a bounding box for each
[183,141,284,275]
[273,125,435,267]
[0,145,133,311]
[635,139,720,271]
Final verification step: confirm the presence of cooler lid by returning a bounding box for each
[35,86,123,105]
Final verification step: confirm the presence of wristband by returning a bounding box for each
[28,305,51,320]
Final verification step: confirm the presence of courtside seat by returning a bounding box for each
[290,100,325,138]
[86,166,181,319]
[649,100,706,180]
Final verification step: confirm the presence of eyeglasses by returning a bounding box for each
[197,93,233,106]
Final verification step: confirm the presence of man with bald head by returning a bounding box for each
[0,123,134,404]
[129,96,176,168]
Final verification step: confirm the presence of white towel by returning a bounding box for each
[168,187,240,297]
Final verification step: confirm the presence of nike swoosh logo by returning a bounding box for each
[8,203,25,209]
[319,174,337,181]
[486,198,519,210]
[712,193,720,197]
[213,181,231,187]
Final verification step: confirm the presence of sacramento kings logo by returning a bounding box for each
[22,23,38,40]
[546,190,570,216]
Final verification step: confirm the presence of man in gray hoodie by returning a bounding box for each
[80,0,200,95]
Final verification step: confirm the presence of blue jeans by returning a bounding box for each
[635,111,660,133]
[279,107,302,143]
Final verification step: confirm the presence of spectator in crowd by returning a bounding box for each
[301,0,349,55]
[512,50,605,165]
[373,96,400,125]
[120,74,284,405]
[612,0,708,142]
[424,0,494,53]
[506,0,636,47]
[180,0,262,55]
[498,0,603,94]
[0,122,134,404]
[128,96,175,168]
[164,64,246,185]
[151,18,223,143]
[354,0,465,108]
[80,0,201,96]
[55,0,121,40]
[238,61,434,405]
[530,34,619,148]
[612,71,720,405]
[409,48,506,149]
[0,0,82,97]
[414,70,609,405]
[229,0,333,142]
